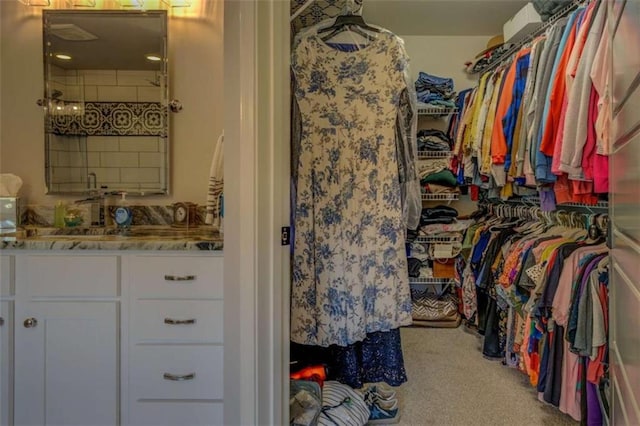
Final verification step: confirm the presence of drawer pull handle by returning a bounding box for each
[164,275,196,281]
[164,318,196,325]
[163,372,195,381]
[0,317,3,326]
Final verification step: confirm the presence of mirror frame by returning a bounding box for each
[42,9,169,197]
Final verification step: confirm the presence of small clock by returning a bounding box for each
[172,202,191,227]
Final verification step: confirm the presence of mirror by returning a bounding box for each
[42,10,169,196]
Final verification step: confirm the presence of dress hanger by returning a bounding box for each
[317,10,380,43]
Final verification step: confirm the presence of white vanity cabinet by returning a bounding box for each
[125,254,224,426]
[13,254,119,426]
[0,255,14,426]
[2,250,223,426]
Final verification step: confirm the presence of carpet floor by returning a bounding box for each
[388,326,578,426]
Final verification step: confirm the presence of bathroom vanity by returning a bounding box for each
[0,231,223,426]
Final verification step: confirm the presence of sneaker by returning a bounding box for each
[360,384,397,401]
[367,398,399,425]
[371,384,397,401]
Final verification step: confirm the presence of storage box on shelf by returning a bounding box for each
[503,2,542,44]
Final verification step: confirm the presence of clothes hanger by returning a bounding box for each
[318,13,380,34]
[317,11,380,43]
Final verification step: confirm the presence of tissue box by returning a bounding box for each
[503,2,542,44]
[0,197,21,233]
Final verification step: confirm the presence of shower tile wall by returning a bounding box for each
[48,66,164,193]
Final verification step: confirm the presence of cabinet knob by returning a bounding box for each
[163,372,195,381]
[23,317,38,328]
[164,274,196,281]
[164,318,197,325]
[0,317,4,326]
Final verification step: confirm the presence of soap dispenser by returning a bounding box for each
[114,192,132,229]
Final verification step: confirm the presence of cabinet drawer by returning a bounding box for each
[130,401,223,426]
[130,345,223,400]
[20,255,118,297]
[0,255,14,296]
[131,300,223,342]
[129,256,222,299]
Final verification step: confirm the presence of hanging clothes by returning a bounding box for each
[459,204,610,422]
[290,19,420,386]
[448,1,611,207]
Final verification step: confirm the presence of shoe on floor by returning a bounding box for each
[360,383,397,401]
[366,399,400,425]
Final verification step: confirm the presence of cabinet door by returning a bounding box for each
[0,301,12,426]
[14,302,118,426]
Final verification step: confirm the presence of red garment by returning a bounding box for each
[553,174,573,204]
[540,16,581,156]
[592,154,609,193]
[581,85,599,181]
[554,83,599,205]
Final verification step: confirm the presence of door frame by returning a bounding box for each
[223,0,291,424]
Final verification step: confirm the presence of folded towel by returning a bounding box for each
[205,131,224,225]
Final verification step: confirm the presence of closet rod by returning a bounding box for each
[477,0,585,75]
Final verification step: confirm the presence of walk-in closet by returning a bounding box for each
[286,0,639,425]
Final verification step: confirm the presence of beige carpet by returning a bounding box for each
[387,326,578,426]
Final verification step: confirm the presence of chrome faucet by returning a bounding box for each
[74,189,117,227]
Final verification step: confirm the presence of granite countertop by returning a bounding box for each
[0,225,223,251]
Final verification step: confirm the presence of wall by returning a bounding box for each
[402,35,488,95]
[402,35,488,216]
[0,1,223,206]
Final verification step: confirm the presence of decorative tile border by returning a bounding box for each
[47,102,167,137]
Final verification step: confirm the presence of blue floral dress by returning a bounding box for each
[290,30,415,348]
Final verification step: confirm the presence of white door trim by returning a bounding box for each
[224,0,290,424]
[223,1,258,424]
[256,1,291,424]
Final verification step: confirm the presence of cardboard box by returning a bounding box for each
[503,2,542,44]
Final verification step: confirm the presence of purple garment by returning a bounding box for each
[540,188,557,212]
[587,382,602,426]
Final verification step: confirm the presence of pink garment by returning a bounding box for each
[552,244,608,327]
[553,244,608,421]
[590,10,611,155]
[565,1,597,93]
[532,236,566,262]
[560,341,582,421]
[581,86,598,181]
[560,3,607,176]
[587,282,609,384]
[593,154,609,193]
